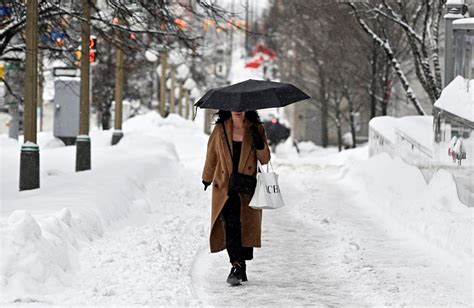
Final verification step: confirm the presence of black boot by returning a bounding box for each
[226,262,243,286]
[241,261,248,282]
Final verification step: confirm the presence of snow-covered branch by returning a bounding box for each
[349,3,426,115]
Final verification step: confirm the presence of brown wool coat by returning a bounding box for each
[202,118,271,253]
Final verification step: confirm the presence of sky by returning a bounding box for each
[216,0,269,18]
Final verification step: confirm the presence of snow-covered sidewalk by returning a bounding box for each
[193,149,471,306]
[1,112,472,306]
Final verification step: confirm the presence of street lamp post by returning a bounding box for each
[76,0,91,172]
[145,49,159,109]
[159,48,168,117]
[175,62,190,117]
[178,83,184,116]
[183,77,196,120]
[169,64,176,114]
[112,19,125,146]
[19,0,39,190]
[184,89,190,119]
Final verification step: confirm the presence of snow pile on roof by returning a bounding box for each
[453,17,474,25]
[345,153,471,261]
[446,0,465,4]
[434,76,474,122]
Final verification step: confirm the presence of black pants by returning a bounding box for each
[222,191,253,264]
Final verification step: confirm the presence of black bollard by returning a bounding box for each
[76,135,91,172]
[111,130,123,146]
[19,143,40,191]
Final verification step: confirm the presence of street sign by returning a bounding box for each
[53,67,80,77]
[0,6,11,18]
[215,62,226,77]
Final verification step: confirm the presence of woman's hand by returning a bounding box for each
[250,125,265,150]
[202,180,211,191]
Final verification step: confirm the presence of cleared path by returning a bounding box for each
[192,162,471,306]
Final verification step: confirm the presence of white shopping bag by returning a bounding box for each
[249,163,285,210]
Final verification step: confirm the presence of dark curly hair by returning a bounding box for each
[214,110,262,125]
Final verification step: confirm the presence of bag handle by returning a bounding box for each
[257,160,272,173]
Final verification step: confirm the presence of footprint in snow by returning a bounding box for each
[349,242,360,251]
[320,218,330,224]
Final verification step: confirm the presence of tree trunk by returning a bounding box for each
[348,96,357,148]
[351,10,426,115]
[335,93,342,152]
[319,68,329,148]
[381,66,392,116]
[370,42,378,119]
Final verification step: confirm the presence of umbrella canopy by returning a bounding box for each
[195,79,310,112]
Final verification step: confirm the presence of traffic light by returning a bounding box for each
[89,35,97,63]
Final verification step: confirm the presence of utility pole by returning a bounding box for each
[228,0,235,66]
[184,89,190,119]
[112,20,125,145]
[245,0,249,57]
[178,83,184,116]
[20,0,39,190]
[76,0,91,172]
[159,50,167,117]
[38,48,44,132]
[169,65,175,114]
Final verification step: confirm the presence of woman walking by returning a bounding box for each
[202,110,271,286]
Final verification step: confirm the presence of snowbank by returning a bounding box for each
[396,116,434,152]
[274,137,368,168]
[369,116,433,154]
[0,111,205,303]
[345,153,472,261]
[369,116,398,144]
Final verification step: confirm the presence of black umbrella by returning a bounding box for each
[194,79,310,111]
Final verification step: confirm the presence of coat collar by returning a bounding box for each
[221,118,253,173]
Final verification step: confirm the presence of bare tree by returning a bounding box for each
[349,0,448,110]
[0,0,236,127]
[266,1,380,149]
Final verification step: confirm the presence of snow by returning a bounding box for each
[369,115,434,160]
[1,29,472,306]
[0,111,471,305]
[396,116,434,152]
[345,153,471,261]
[434,76,474,122]
[453,17,474,25]
[369,116,398,144]
[446,0,465,4]
[0,112,209,304]
[176,64,190,80]
[194,143,470,306]
[445,13,465,19]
